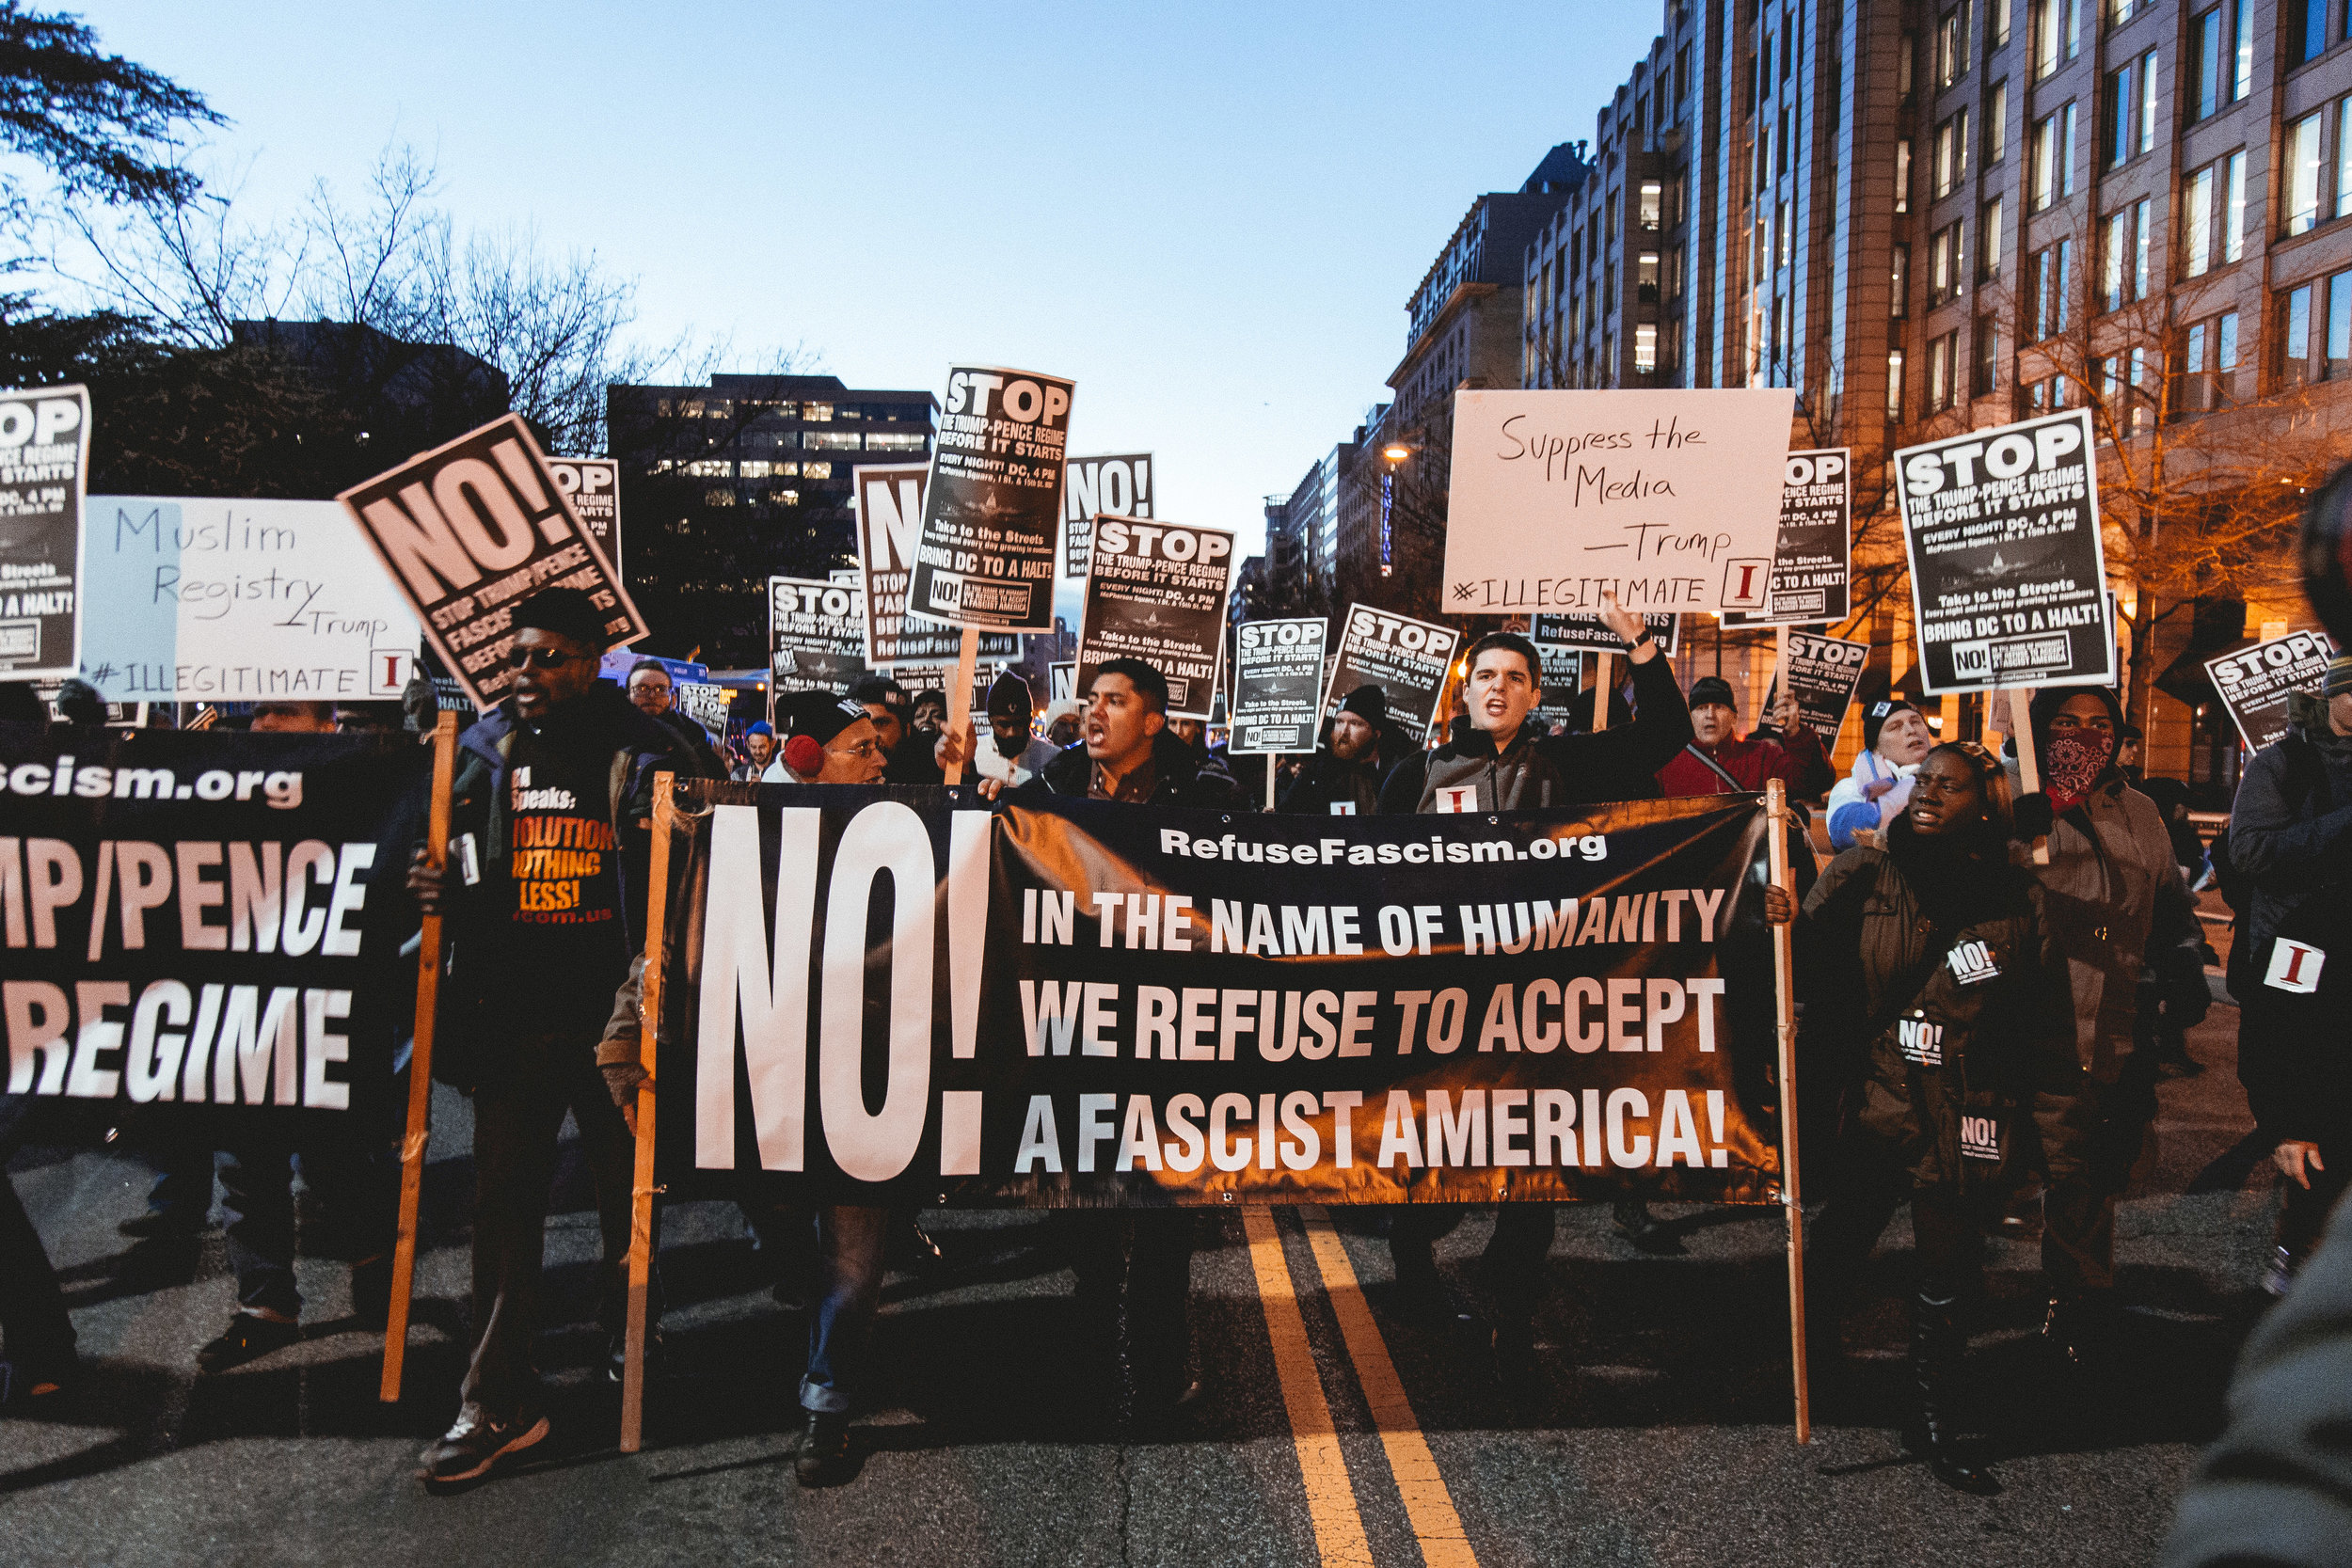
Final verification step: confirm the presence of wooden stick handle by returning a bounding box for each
[1591,650,1612,733]
[619,771,680,1454]
[2009,687,2048,865]
[945,626,980,786]
[380,709,458,1403]
[1766,777,1810,1444]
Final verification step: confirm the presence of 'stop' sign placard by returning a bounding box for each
[1440,388,1795,618]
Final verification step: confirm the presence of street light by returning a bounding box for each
[1382,442,1410,462]
[1378,441,1415,578]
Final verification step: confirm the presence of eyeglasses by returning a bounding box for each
[826,738,882,761]
[505,646,590,671]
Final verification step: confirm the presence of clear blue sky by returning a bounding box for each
[82,1,1663,558]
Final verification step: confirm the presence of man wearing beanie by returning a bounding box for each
[405,586,693,1487]
[973,670,1057,786]
[762,690,890,784]
[1826,696,1936,849]
[2217,652,2352,1291]
[733,721,776,781]
[1655,674,1831,800]
[1281,685,1402,815]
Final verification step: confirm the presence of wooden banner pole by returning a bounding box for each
[2009,686,2048,865]
[1766,777,1811,1444]
[380,709,457,1403]
[1773,625,1792,714]
[945,626,980,786]
[1591,650,1613,733]
[1265,754,1278,811]
[619,771,680,1454]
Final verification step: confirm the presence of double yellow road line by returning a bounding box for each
[1242,1205,1480,1568]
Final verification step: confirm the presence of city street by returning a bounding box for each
[2,988,2272,1568]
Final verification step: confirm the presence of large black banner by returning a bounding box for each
[0,727,418,1138]
[660,784,1784,1206]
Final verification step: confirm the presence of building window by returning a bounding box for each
[2033,0,2060,76]
[1973,317,1999,395]
[1638,252,1661,302]
[2292,0,2329,67]
[2135,197,2153,298]
[2032,114,2057,209]
[1896,139,1913,213]
[1639,182,1662,230]
[866,431,928,452]
[1981,197,2005,278]
[2112,0,2136,20]
[1993,0,2012,44]
[1778,201,1793,265]
[2233,0,2254,99]
[2289,112,2325,234]
[1892,244,1912,316]
[2185,164,2216,276]
[2182,319,2211,412]
[2283,283,2314,388]
[2226,149,2248,260]
[1935,110,1970,197]
[2105,52,2157,168]
[1888,349,1908,420]
[2329,269,2352,379]
[684,458,731,477]
[1931,220,1966,303]
[801,461,834,480]
[806,431,864,451]
[2139,51,2158,156]
[2191,7,2223,120]
[2101,208,2131,310]
[1988,80,2009,164]
[1938,9,1964,87]
[1929,331,1959,410]
[1635,323,1659,372]
[2340,98,2352,218]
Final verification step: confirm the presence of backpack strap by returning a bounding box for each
[1682,743,1747,792]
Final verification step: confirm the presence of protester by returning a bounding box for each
[1376,594,1686,1362]
[404,587,693,1487]
[2118,722,2145,782]
[2009,685,2203,1368]
[334,700,406,734]
[909,689,947,737]
[734,721,777,782]
[969,671,1057,786]
[54,677,105,728]
[200,696,402,1370]
[1656,676,1831,800]
[1743,687,1838,799]
[2217,671,2352,1291]
[0,681,44,723]
[1002,657,1249,1424]
[626,658,727,776]
[1279,686,1400,816]
[760,690,889,786]
[1826,698,1934,849]
[1768,740,2073,1495]
[1043,699,1083,749]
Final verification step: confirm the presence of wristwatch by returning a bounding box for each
[1627,631,1653,650]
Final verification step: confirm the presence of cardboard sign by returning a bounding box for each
[1529,610,1681,657]
[907,365,1073,632]
[675,680,734,739]
[1323,603,1459,741]
[854,464,1016,666]
[769,575,870,696]
[1049,659,1074,701]
[338,414,647,709]
[1722,448,1851,627]
[78,497,421,704]
[1074,517,1235,721]
[1766,630,1871,747]
[1062,452,1153,580]
[1441,388,1795,617]
[1897,409,2112,694]
[547,457,621,572]
[2266,938,2328,994]
[0,383,90,680]
[2206,628,2337,752]
[1529,639,1586,731]
[1230,617,1328,753]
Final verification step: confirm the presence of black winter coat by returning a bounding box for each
[1793,833,2080,1196]
[1017,728,1256,811]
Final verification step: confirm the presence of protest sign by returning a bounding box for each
[599,650,706,688]
[1530,610,1680,657]
[0,383,90,680]
[907,366,1073,632]
[1722,449,1851,628]
[0,727,418,1138]
[1062,452,1153,580]
[675,681,735,740]
[854,463,1016,664]
[1049,660,1075,702]
[1230,618,1328,753]
[339,414,647,709]
[547,458,621,571]
[1897,409,2112,694]
[1529,639,1584,732]
[1764,630,1869,747]
[78,497,420,704]
[1074,518,1234,720]
[1324,604,1459,739]
[769,575,870,696]
[1442,388,1794,617]
[652,785,1781,1205]
[2207,628,2337,752]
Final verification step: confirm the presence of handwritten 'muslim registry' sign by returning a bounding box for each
[1440,388,1794,618]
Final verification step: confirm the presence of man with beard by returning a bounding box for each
[1281,685,1400,816]
[972,671,1057,786]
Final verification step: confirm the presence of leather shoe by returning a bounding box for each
[794,1410,853,1486]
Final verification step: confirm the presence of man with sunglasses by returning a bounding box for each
[405,587,692,1488]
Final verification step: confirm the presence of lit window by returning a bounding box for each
[1635,324,1659,372]
[802,403,834,422]
[801,461,833,480]
[1639,182,1662,230]
[684,459,731,477]
[866,431,929,452]
[739,460,772,478]
[2289,113,2324,233]
[2225,150,2247,260]
[706,487,738,506]
[1988,80,2009,162]
[806,431,864,451]
[1887,349,1907,420]
[2185,165,2215,276]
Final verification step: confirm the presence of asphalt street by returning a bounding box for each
[1,987,2278,1568]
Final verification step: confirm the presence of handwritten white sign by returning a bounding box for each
[1440,388,1795,617]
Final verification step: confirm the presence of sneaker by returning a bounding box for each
[794,1410,853,1486]
[419,1408,550,1486]
[195,1312,300,1372]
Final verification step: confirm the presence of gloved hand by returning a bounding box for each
[2011,791,2054,841]
[601,1058,648,1110]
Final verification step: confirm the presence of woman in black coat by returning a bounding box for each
[1766,740,2079,1495]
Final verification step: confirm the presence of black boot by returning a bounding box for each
[1905,1291,1999,1495]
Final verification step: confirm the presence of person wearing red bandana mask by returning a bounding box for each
[2006,686,2203,1370]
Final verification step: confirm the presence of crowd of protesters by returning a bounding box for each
[1,586,2344,1519]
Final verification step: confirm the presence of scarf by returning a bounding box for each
[2042,730,2115,813]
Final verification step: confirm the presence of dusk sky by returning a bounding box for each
[80,2,1663,560]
